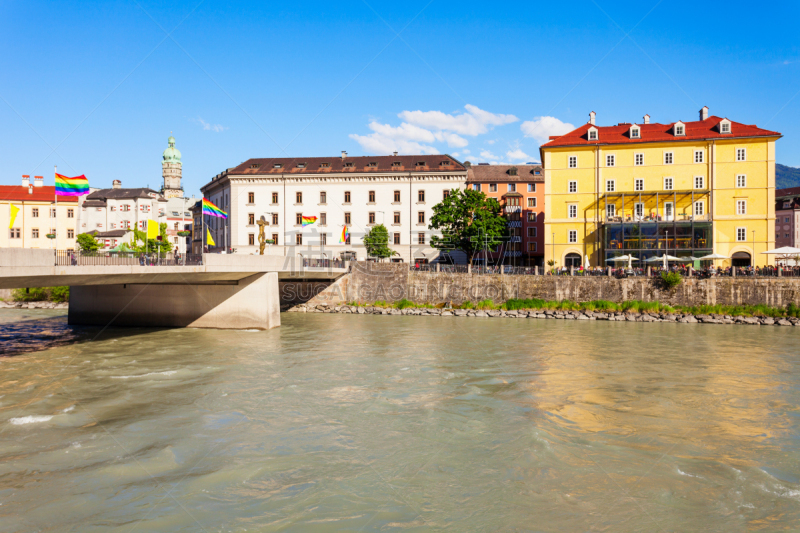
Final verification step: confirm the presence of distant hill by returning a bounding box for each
[777,164,800,190]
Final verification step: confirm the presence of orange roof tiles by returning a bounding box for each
[0,185,79,203]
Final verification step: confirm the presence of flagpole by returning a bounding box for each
[54,165,57,250]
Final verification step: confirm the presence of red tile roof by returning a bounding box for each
[540,116,781,149]
[0,185,79,203]
[467,164,544,182]
[776,187,800,198]
[227,154,465,175]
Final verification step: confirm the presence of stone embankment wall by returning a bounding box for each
[303,262,800,308]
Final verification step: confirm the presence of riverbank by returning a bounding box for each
[0,300,68,310]
[288,301,800,326]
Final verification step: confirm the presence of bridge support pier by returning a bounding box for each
[68,272,280,330]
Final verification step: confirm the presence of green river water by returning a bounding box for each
[1,309,799,532]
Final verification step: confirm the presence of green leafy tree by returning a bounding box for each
[363,223,396,261]
[76,232,101,252]
[428,188,508,263]
[131,223,173,254]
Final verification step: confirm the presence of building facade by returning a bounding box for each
[79,182,167,249]
[466,163,544,266]
[1,176,79,249]
[775,187,800,249]
[199,153,468,262]
[540,108,781,268]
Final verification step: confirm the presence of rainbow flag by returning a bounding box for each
[202,198,227,219]
[301,216,317,227]
[55,174,89,196]
[340,225,350,243]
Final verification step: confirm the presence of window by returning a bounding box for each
[443,190,450,199]
[664,177,673,191]
[32,208,39,217]
[508,183,516,192]
[9,228,20,238]
[736,200,747,215]
[320,233,327,245]
[248,192,255,203]
[249,234,255,245]
[568,230,577,243]
[737,228,747,242]
[344,191,351,203]
[418,190,425,202]
[320,212,326,225]
[369,212,375,224]
[606,154,615,167]
[394,190,400,202]
[694,201,705,216]
[528,242,538,252]
[320,191,327,204]
[50,208,57,218]
[736,174,746,188]
[737,148,746,161]
[297,162,306,169]
[694,176,705,189]
[368,190,375,203]
[394,233,400,244]
[272,213,278,225]
[588,129,598,141]
[344,162,354,168]
[272,233,278,245]
[248,213,255,225]
[296,192,302,204]
[695,150,704,164]
[527,227,537,237]
[394,212,400,224]
[368,162,377,168]
[343,232,350,244]
[568,181,577,193]
[569,156,577,168]
[786,217,790,223]
[32,228,39,238]
[344,212,351,225]
[272,192,278,204]
[416,161,425,167]
[418,232,425,244]
[675,124,685,136]
[296,233,302,245]
[296,213,302,225]
[630,126,640,139]
[489,184,497,192]
[527,197,537,207]
[528,183,536,192]
[664,152,674,165]
[721,121,731,134]
[606,204,616,218]
[67,229,74,239]
[568,205,577,218]
[606,180,615,192]
[635,178,644,192]
[527,212,536,222]
[473,184,481,192]
[274,163,282,169]
[418,211,425,224]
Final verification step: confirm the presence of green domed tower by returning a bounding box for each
[162,135,183,198]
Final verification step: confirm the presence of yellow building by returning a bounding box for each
[1,176,79,250]
[540,107,781,268]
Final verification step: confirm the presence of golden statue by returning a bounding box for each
[257,216,269,255]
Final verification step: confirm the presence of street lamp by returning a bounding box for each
[552,232,555,273]
[752,229,756,268]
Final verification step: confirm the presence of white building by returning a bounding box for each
[199,153,468,262]
[79,182,167,249]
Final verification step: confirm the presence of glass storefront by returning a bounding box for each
[604,222,713,267]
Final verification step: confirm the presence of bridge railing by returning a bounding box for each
[55,251,203,267]
[302,258,346,269]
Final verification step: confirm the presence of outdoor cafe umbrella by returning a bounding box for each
[761,246,800,255]
[609,254,639,269]
[698,253,730,267]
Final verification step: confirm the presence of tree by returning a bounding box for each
[428,188,508,263]
[131,223,173,254]
[76,232,101,252]
[363,223,396,261]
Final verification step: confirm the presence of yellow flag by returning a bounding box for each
[147,219,159,240]
[9,204,20,229]
[206,228,216,247]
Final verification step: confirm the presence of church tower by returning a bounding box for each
[161,135,183,198]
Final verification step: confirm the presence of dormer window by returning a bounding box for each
[508,167,518,176]
[630,125,640,139]
[440,160,451,167]
[392,161,401,167]
[250,164,260,169]
[343,162,354,168]
[368,162,377,168]
[273,163,282,169]
[320,162,330,168]
[587,126,598,141]
[719,119,732,134]
[416,161,426,167]
[297,162,306,168]
[674,121,685,136]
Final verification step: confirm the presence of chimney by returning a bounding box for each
[28,186,33,195]
[393,151,398,157]
[34,176,43,187]
[341,150,347,160]
[589,111,596,125]
[643,114,650,124]
[21,175,30,187]
[112,179,122,189]
[700,106,709,121]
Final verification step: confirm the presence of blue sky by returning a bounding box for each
[2,0,799,196]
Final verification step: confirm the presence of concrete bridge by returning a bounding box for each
[0,249,348,330]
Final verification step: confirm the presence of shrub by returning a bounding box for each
[460,300,474,309]
[394,298,416,310]
[49,286,70,303]
[12,287,49,301]
[476,299,496,310]
[660,271,682,289]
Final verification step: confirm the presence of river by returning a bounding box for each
[1,309,799,532]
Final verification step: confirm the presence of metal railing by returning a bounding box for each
[55,250,203,266]
[302,258,346,269]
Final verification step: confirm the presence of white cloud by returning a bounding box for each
[399,104,518,136]
[194,117,227,133]
[479,150,498,160]
[520,116,575,143]
[506,149,533,161]
[486,139,496,145]
[349,121,440,155]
